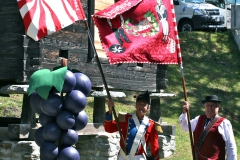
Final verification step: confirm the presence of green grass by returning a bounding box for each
[160,30,240,159]
[0,30,239,159]
[0,94,23,117]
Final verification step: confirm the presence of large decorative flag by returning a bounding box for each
[92,0,182,65]
[17,0,86,41]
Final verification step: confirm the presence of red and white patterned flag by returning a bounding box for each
[92,0,182,65]
[17,0,86,41]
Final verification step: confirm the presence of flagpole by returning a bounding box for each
[83,20,127,155]
[180,64,195,160]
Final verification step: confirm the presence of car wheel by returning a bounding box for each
[179,20,193,32]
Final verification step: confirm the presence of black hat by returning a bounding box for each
[136,91,150,104]
[201,95,221,104]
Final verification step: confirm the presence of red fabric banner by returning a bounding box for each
[92,0,182,65]
[17,0,86,41]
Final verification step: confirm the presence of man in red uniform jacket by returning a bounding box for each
[179,95,237,160]
[104,91,162,160]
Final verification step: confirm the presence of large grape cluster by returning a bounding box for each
[30,70,92,160]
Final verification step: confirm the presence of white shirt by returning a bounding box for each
[179,113,237,160]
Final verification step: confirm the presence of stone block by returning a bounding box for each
[0,85,28,94]
[159,124,176,136]
[150,92,176,99]
[0,141,39,160]
[90,90,126,98]
[8,124,30,140]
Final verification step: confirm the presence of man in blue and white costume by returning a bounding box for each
[104,91,162,160]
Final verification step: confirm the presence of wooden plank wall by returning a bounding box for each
[0,0,25,83]
[0,0,42,85]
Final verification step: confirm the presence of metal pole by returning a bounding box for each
[83,20,127,155]
[180,64,195,160]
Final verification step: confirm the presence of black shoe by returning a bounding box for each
[118,28,131,43]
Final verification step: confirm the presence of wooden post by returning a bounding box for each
[150,98,161,123]
[87,0,95,61]
[16,35,30,83]
[93,88,106,123]
[20,94,36,128]
[150,64,168,122]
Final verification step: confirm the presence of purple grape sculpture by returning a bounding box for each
[39,113,55,126]
[61,129,79,146]
[64,90,86,114]
[40,142,58,160]
[62,70,76,93]
[41,93,63,116]
[34,127,46,147]
[43,123,61,142]
[30,92,43,114]
[72,110,88,131]
[57,146,80,160]
[29,69,91,159]
[73,72,92,96]
[56,111,75,130]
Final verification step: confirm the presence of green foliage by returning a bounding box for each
[0,94,23,117]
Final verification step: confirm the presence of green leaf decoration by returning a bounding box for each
[27,67,68,100]
[124,11,160,37]
[125,25,131,30]
[145,11,151,17]
[129,19,134,23]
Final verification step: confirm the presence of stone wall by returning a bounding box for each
[0,141,40,160]
[0,123,176,160]
[0,135,175,160]
[76,134,120,160]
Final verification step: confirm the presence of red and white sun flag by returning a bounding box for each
[93,0,182,65]
[17,0,86,41]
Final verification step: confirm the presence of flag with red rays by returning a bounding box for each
[92,0,182,65]
[17,0,86,41]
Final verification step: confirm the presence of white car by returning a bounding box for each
[174,0,225,31]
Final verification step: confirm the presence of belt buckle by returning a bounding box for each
[133,139,139,145]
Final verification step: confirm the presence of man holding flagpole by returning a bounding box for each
[179,95,237,160]
[104,91,162,160]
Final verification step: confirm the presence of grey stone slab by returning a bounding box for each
[150,93,176,99]
[90,90,126,98]
[0,85,29,94]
